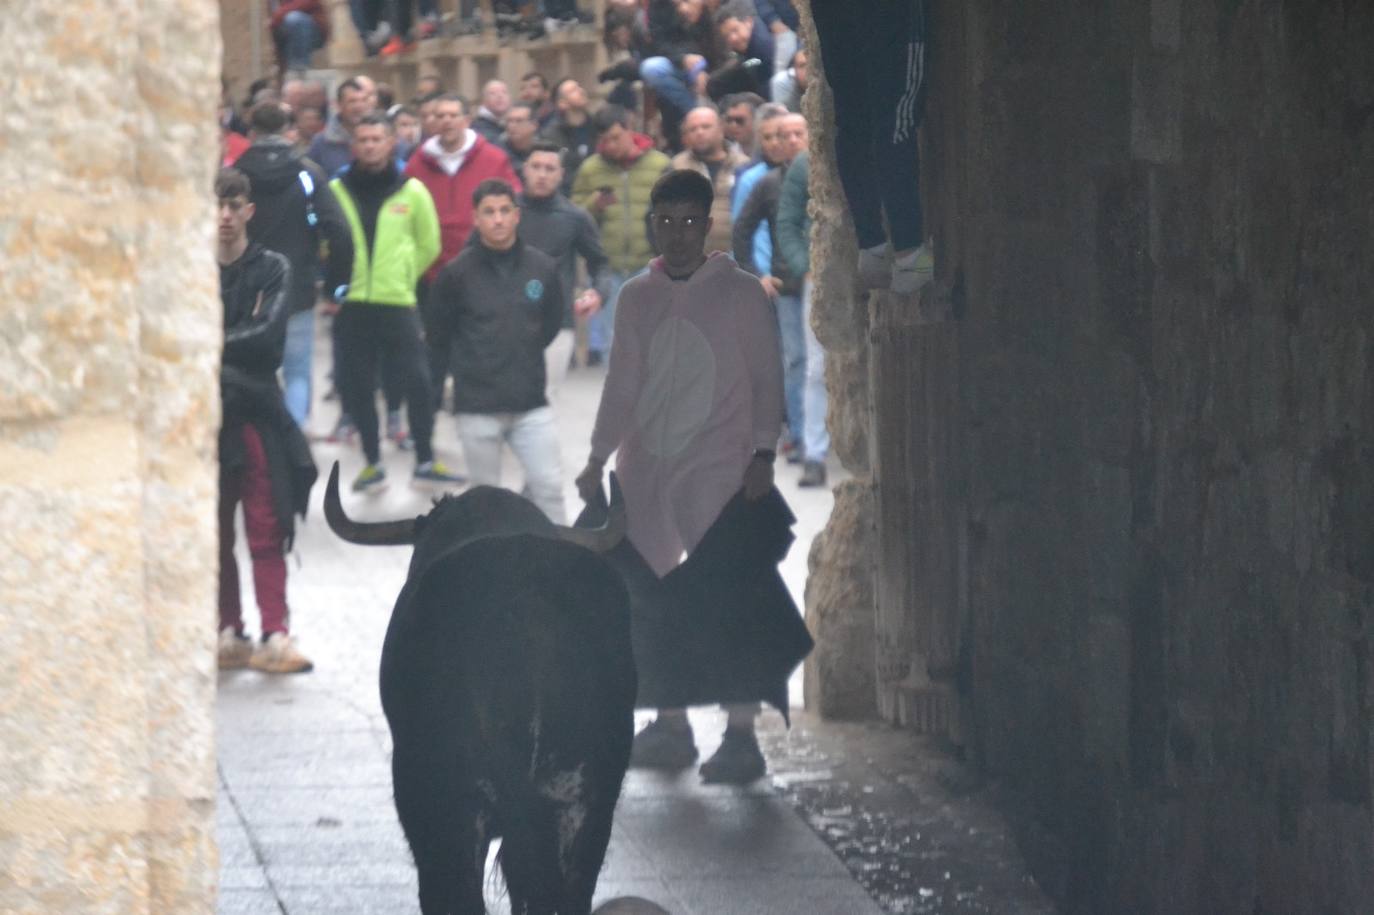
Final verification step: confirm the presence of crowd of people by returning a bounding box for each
[218,0,929,781]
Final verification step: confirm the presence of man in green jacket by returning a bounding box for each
[776,150,828,487]
[570,104,670,363]
[331,113,464,492]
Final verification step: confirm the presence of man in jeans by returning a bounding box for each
[269,0,328,78]
[330,113,464,492]
[732,112,809,474]
[235,100,353,428]
[570,104,671,363]
[216,168,318,674]
[776,150,828,487]
[429,179,569,522]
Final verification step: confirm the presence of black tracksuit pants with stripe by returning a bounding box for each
[811,0,927,252]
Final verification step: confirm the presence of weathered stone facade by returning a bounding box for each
[0,2,223,912]
[801,0,1374,911]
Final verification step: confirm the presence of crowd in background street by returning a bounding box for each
[215,0,932,783]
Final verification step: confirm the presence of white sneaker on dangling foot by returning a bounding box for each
[891,242,935,295]
[857,242,892,290]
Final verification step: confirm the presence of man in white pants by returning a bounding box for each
[429,178,569,522]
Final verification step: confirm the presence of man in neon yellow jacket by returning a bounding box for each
[330,113,463,492]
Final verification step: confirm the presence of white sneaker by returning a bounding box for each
[249,632,314,674]
[217,627,253,670]
[857,243,892,290]
[891,242,935,295]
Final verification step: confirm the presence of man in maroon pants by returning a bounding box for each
[216,167,317,674]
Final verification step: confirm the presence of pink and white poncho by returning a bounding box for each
[589,253,785,576]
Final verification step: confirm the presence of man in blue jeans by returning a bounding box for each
[235,100,353,428]
[269,1,329,76]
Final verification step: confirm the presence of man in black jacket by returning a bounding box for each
[216,168,318,675]
[429,179,569,522]
[235,100,353,427]
[514,140,612,398]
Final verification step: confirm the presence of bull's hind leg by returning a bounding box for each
[556,792,618,915]
[393,762,489,914]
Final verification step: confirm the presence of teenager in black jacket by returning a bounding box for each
[215,168,318,675]
[429,179,569,523]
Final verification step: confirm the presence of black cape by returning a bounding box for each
[576,486,814,721]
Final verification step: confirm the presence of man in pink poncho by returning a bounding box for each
[575,169,785,784]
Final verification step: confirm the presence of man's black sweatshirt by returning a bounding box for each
[429,238,566,414]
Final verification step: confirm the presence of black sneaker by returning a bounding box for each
[699,728,766,784]
[798,460,827,488]
[629,717,698,769]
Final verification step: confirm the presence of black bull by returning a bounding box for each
[325,464,636,915]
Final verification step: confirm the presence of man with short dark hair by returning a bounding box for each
[499,102,540,173]
[571,103,671,362]
[215,167,318,674]
[235,100,353,427]
[330,113,462,491]
[519,70,556,127]
[539,79,595,194]
[576,169,784,784]
[710,0,776,100]
[515,140,613,397]
[429,179,569,522]
[307,76,373,176]
[720,91,764,156]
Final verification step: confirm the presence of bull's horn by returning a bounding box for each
[323,462,418,546]
[553,471,626,553]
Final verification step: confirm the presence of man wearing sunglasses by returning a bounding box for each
[576,169,785,784]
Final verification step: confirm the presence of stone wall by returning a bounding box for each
[794,3,879,720]
[801,0,1374,911]
[0,2,223,913]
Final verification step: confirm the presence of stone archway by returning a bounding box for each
[1,2,223,912]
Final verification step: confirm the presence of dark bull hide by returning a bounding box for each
[325,464,637,915]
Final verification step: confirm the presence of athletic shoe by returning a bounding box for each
[798,460,828,488]
[629,717,698,769]
[363,21,392,54]
[379,36,415,56]
[217,627,253,670]
[890,242,935,295]
[413,460,465,484]
[249,632,314,674]
[698,728,766,784]
[857,242,891,290]
[352,464,387,492]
